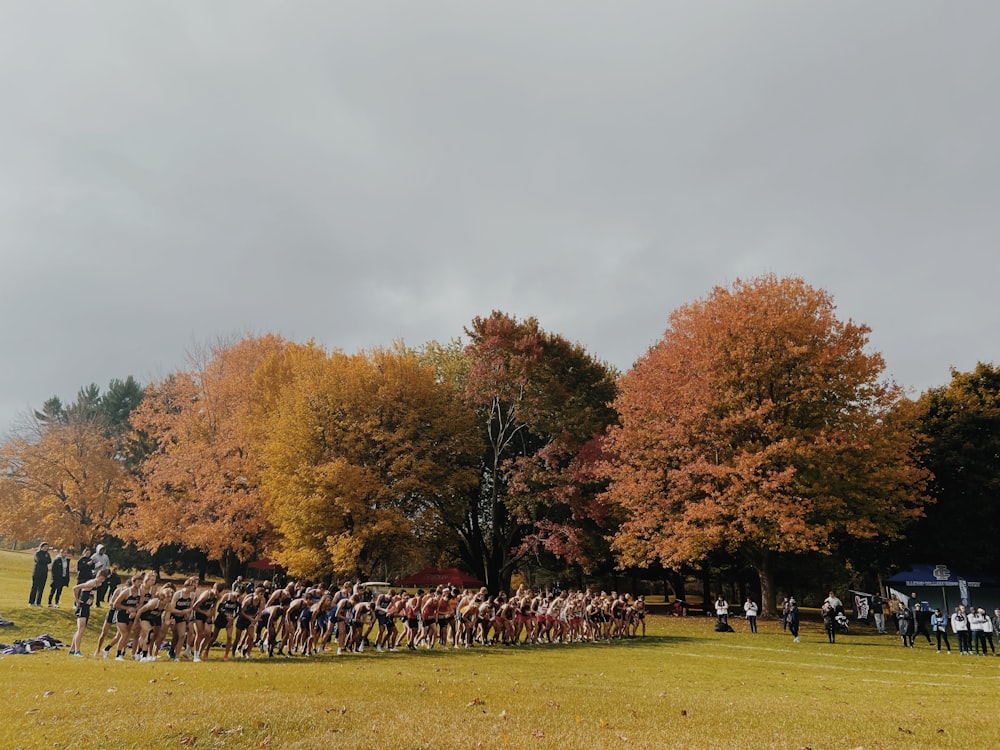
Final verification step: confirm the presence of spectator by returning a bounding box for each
[969,607,988,656]
[101,567,121,607]
[978,608,995,655]
[911,594,934,645]
[896,601,914,648]
[76,548,94,585]
[47,549,71,607]
[786,597,800,642]
[780,597,790,632]
[29,542,52,607]
[714,595,729,626]
[743,596,758,634]
[872,593,887,634]
[931,608,951,653]
[821,591,844,644]
[951,606,971,655]
[91,544,111,606]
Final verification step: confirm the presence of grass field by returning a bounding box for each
[1,549,997,750]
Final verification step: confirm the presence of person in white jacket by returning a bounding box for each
[714,596,729,626]
[977,608,995,655]
[969,608,988,655]
[743,597,758,634]
[951,605,971,655]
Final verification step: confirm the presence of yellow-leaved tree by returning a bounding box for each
[254,341,481,581]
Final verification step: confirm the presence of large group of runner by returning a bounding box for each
[69,573,648,661]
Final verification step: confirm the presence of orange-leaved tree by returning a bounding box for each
[121,334,285,581]
[0,417,127,550]
[603,275,930,616]
[0,380,143,550]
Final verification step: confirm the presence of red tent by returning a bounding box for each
[247,558,279,570]
[397,567,486,589]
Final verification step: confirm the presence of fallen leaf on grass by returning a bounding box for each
[499,710,508,721]
[545,701,560,710]
[899,727,913,735]
[106,688,117,693]
[210,725,243,736]
[178,736,196,746]
[466,697,485,707]
[531,730,545,739]
[25,709,40,715]
[43,691,54,698]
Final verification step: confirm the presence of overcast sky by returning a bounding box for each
[2,2,998,434]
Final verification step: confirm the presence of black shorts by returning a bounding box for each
[214,613,231,629]
[235,616,251,631]
[104,609,118,625]
[194,611,209,624]
[116,610,134,625]
[75,604,91,620]
[140,613,163,627]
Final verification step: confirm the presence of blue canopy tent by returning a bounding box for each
[885,564,997,613]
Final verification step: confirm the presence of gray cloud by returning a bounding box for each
[2,1,998,430]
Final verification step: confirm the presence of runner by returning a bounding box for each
[68,569,110,656]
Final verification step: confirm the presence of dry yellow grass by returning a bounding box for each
[2,549,996,749]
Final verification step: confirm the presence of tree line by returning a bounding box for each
[2,275,996,616]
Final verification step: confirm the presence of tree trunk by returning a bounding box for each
[220,549,240,585]
[700,569,711,615]
[755,552,777,618]
[671,569,686,603]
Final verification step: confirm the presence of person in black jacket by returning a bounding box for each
[786,598,801,642]
[29,542,52,607]
[47,549,71,607]
[76,548,94,585]
[911,595,934,646]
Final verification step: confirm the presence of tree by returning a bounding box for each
[0,417,128,549]
[0,378,144,549]
[905,363,1000,573]
[603,275,930,616]
[455,312,619,593]
[121,335,284,581]
[255,341,481,581]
